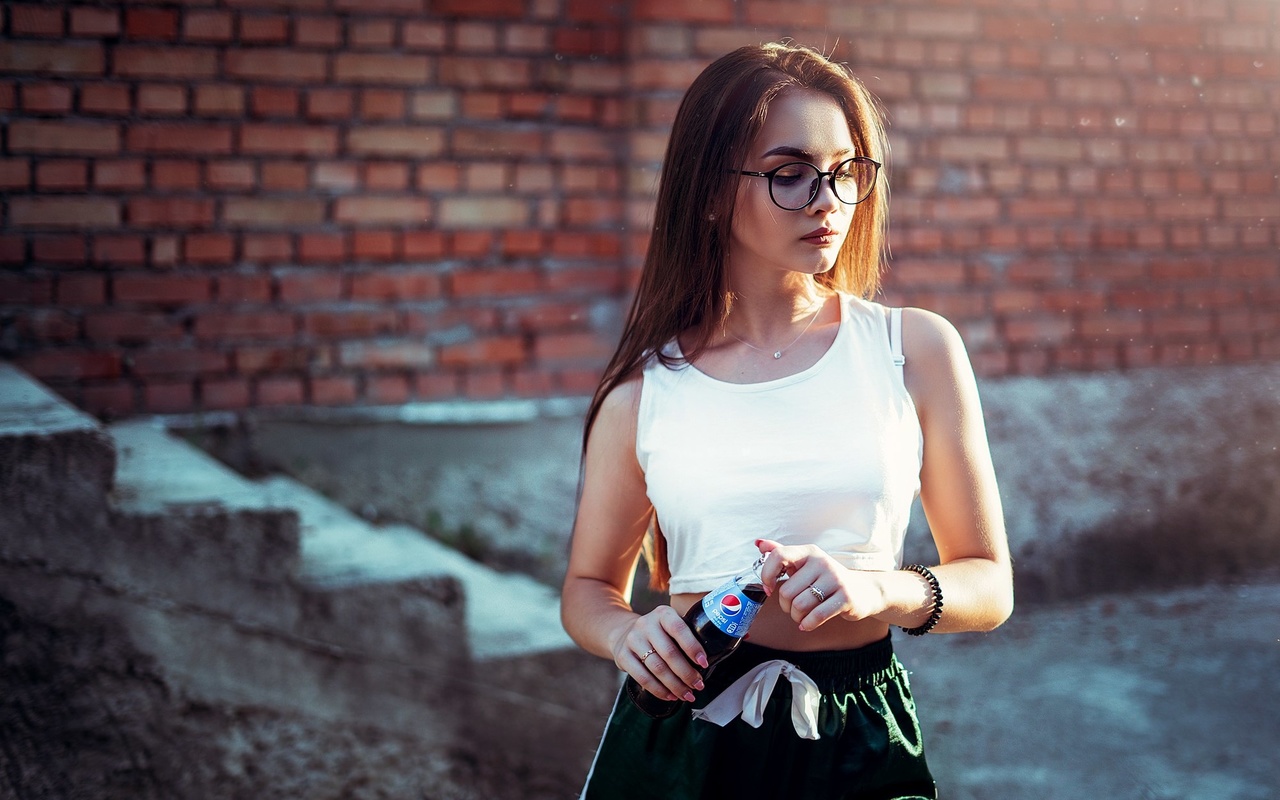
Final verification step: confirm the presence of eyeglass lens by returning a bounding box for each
[770,159,877,210]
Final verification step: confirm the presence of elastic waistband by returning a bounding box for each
[710,635,900,695]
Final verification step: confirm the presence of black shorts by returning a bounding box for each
[581,635,937,800]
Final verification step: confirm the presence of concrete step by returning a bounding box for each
[109,419,573,661]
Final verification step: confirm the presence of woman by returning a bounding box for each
[562,42,1012,800]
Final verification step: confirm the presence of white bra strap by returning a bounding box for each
[889,307,905,370]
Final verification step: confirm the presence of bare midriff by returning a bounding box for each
[671,591,892,653]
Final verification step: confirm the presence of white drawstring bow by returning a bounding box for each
[690,659,822,740]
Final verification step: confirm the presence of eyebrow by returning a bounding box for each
[760,145,854,161]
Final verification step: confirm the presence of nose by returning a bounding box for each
[806,173,841,213]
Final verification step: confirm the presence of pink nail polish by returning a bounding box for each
[684,692,696,703]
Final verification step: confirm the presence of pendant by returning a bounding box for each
[773,352,782,359]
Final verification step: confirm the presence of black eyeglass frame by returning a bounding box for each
[732,156,882,211]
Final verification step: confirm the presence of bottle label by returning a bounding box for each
[701,584,763,638]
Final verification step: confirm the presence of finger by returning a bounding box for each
[757,540,812,589]
[626,648,678,701]
[661,612,709,672]
[797,593,841,632]
[643,642,699,702]
[777,560,825,605]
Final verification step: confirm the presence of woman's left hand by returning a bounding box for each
[756,539,887,631]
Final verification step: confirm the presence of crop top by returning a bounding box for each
[635,294,924,595]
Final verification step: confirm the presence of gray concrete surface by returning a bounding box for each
[894,579,1280,800]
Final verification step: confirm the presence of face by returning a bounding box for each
[728,89,859,283]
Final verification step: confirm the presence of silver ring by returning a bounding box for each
[808,585,826,603]
[639,648,657,661]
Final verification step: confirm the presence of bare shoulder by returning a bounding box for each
[899,307,979,416]
[586,373,645,457]
[901,307,970,370]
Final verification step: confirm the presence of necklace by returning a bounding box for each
[724,300,824,359]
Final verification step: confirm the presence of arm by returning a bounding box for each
[759,308,1013,634]
[561,378,708,702]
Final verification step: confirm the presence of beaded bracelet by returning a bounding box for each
[900,564,943,636]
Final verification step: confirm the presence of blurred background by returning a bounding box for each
[1,1,1277,798]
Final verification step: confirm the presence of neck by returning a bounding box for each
[723,276,826,344]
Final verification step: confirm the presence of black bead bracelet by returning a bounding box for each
[900,564,943,636]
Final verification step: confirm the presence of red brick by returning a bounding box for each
[366,374,411,404]
[633,0,733,22]
[31,234,86,264]
[252,86,300,117]
[0,42,102,76]
[360,89,407,120]
[243,234,293,263]
[185,233,236,264]
[206,160,256,190]
[137,83,188,115]
[351,19,397,48]
[309,375,359,406]
[226,49,327,82]
[9,120,120,155]
[15,309,79,342]
[125,8,177,41]
[240,124,339,156]
[303,310,399,337]
[403,21,447,50]
[130,349,229,377]
[295,16,342,47]
[352,230,400,260]
[114,46,217,79]
[84,311,183,343]
[143,381,195,413]
[347,126,445,157]
[412,372,459,398]
[35,159,87,190]
[238,14,290,45]
[127,123,233,155]
[534,331,614,362]
[92,235,146,265]
[451,268,538,297]
[365,162,410,190]
[114,273,212,305]
[307,89,354,120]
[431,0,525,18]
[127,198,215,227]
[438,57,531,89]
[79,84,130,115]
[195,312,296,340]
[69,7,119,38]
[201,378,251,410]
[87,160,140,192]
[18,349,122,380]
[216,273,272,303]
[223,199,326,227]
[184,10,234,43]
[439,335,524,367]
[463,369,506,398]
[152,159,201,190]
[334,53,431,85]
[11,197,120,228]
[403,231,447,258]
[21,82,73,113]
[299,233,348,263]
[56,273,105,305]
[279,272,344,303]
[350,269,443,300]
[260,161,309,190]
[82,382,136,419]
[194,84,245,116]
[336,197,432,226]
[256,377,305,407]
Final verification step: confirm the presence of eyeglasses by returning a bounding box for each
[732,156,881,211]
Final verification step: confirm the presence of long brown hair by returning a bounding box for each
[584,42,891,590]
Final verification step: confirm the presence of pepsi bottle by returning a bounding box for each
[624,555,769,719]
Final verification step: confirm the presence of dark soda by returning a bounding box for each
[624,558,769,718]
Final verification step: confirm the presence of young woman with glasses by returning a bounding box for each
[562,42,1012,800]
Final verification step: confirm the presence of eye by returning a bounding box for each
[771,164,811,186]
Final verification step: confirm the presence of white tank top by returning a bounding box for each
[636,294,923,595]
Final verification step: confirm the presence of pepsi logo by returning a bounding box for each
[720,594,742,616]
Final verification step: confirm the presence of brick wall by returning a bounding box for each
[1,0,1277,418]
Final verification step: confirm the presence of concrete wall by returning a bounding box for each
[228,361,1280,602]
[0,365,491,798]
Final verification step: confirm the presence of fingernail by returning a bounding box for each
[695,680,705,690]
[697,654,709,668]
[754,539,762,547]
[684,692,696,703]
[743,633,750,641]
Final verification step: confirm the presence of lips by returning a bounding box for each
[801,227,839,244]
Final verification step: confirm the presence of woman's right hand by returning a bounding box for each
[610,606,709,702]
